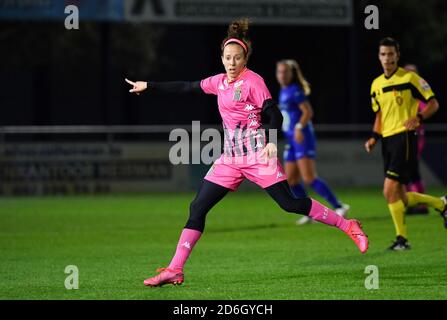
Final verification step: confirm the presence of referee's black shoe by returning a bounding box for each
[437,196,447,228]
[388,236,411,251]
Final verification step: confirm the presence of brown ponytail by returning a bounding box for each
[221,18,252,58]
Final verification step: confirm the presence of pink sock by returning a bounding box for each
[406,183,417,192]
[308,199,350,232]
[168,228,202,271]
[413,180,425,194]
[407,181,426,194]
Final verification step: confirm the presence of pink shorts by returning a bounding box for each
[204,152,287,191]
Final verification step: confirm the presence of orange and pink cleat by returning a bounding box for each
[344,219,369,254]
[143,268,184,287]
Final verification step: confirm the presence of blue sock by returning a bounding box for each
[310,178,341,209]
[290,183,307,198]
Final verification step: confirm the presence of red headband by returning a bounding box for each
[224,38,248,53]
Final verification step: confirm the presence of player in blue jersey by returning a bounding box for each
[276,59,349,225]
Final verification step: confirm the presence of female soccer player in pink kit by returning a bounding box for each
[126,19,368,287]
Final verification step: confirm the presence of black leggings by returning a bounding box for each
[185,180,312,232]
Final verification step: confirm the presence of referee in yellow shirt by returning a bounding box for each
[365,37,447,250]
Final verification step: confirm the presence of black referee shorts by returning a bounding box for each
[381,131,418,184]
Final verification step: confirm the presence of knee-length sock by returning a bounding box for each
[388,200,407,238]
[265,181,350,232]
[168,228,202,271]
[406,192,444,211]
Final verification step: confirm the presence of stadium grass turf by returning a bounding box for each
[1,187,446,300]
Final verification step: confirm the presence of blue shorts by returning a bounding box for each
[283,135,317,162]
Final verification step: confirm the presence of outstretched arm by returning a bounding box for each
[125,78,202,95]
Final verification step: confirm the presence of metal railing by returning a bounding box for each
[0,124,445,145]
[0,123,445,134]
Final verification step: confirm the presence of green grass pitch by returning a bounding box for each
[1,187,446,300]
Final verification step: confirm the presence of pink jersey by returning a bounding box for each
[200,68,272,157]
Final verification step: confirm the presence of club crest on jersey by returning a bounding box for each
[392,89,403,106]
[233,86,242,101]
